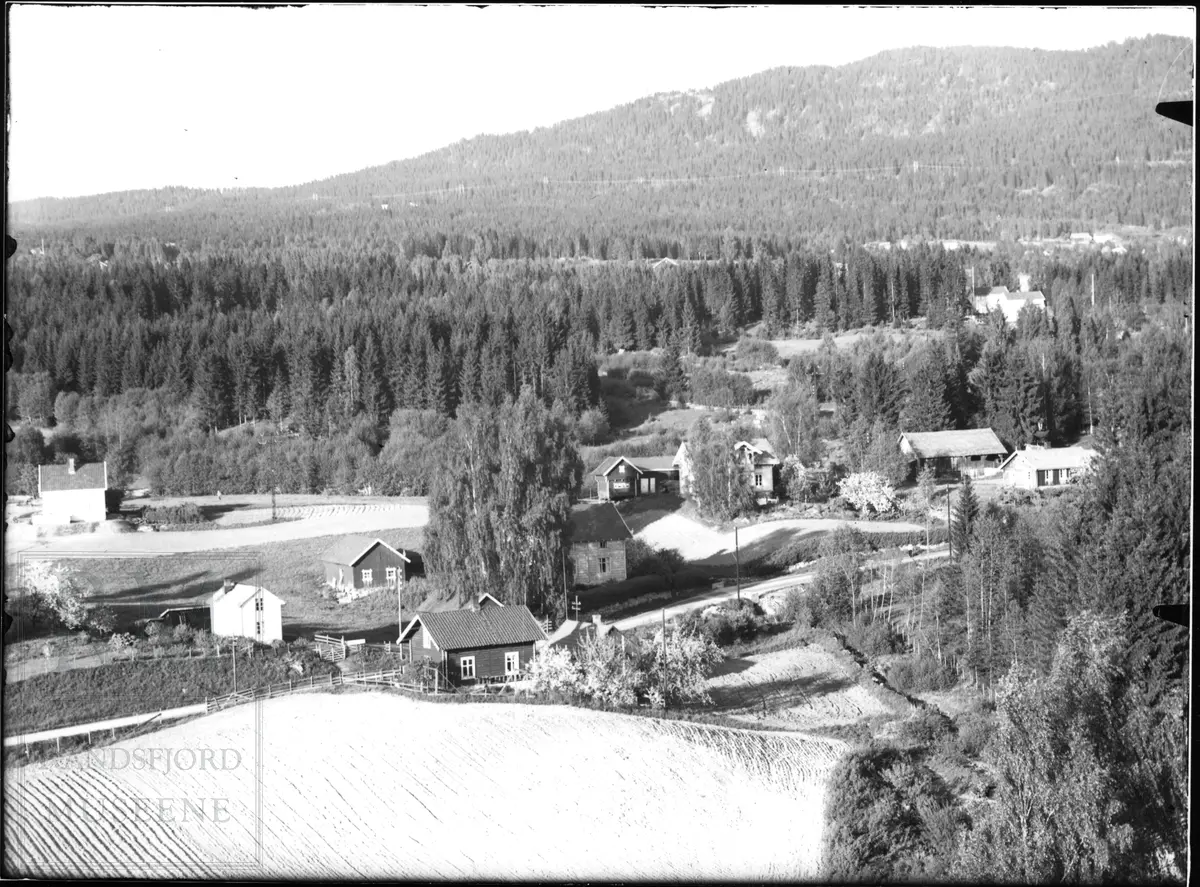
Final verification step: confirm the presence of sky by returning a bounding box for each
[6,5,1195,201]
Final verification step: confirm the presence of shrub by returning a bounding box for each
[142,502,207,525]
[172,623,195,644]
[778,589,815,627]
[846,618,905,657]
[734,338,781,369]
[952,708,996,758]
[889,654,955,694]
[838,471,898,514]
[895,708,955,747]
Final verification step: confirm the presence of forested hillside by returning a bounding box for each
[10,37,1193,247]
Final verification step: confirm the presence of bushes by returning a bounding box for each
[688,365,756,408]
[845,618,905,657]
[888,654,956,694]
[895,707,955,747]
[733,337,781,369]
[141,502,206,525]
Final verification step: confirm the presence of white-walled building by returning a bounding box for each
[1000,445,1098,490]
[36,458,107,524]
[210,582,285,644]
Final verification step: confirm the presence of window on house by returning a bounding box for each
[386,567,397,584]
[619,463,626,474]
[255,598,263,611]
[422,628,430,649]
[256,620,262,636]
[460,656,476,680]
[361,569,373,585]
[754,473,763,487]
[599,557,608,574]
[504,652,520,676]
[598,540,607,549]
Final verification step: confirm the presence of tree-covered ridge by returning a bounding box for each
[10,37,1193,244]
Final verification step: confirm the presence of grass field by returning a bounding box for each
[3,692,846,879]
[4,528,425,642]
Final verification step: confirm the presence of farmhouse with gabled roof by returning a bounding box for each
[210,581,285,644]
[589,454,679,501]
[398,603,547,685]
[568,502,633,586]
[1000,444,1098,489]
[36,458,108,524]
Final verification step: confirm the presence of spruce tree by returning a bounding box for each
[950,474,980,557]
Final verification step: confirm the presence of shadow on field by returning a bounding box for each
[197,503,253,520]
[88,565,264,608]
[709,671,856,713]
[693,524,824,567]
[615,494,684,534]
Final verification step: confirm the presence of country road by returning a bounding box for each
[614,545,950,631]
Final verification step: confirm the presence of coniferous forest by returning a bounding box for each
[4,33,1192,883]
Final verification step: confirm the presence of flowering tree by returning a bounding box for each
[579,633,642,708]
[22,560,90,630]
[638,626,723,709]
[838,471,897,514]
[525,644,584,696]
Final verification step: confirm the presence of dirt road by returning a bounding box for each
[635,513,925,565]
[4,501,428,561]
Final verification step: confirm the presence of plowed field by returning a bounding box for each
[4,693,844,880]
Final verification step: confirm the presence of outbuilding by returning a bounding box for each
[999,445,1098,489]
[898,429,1008,479]
[321,535,411,596]
[209,581,285,644]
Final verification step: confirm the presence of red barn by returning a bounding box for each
[321,535,411,595]
[398,600,547,685]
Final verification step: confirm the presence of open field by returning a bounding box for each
[708,645,900,731]
[764,328,942,360]
[3,529,425,641]
[3,692,845,880]
[635,512,924,565]
[4,498,428,562]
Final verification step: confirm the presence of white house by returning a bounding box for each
[673,437,781,502]
[999,446,1098,490]
[210,582,285,644]
[36,458,107,524]
[972,285,1048,325]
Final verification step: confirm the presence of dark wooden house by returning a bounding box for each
[568,502,633,586]
[321,535,411,593]
[398,600,547,685]
[589,455,679,501]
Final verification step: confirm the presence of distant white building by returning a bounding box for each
[999,445,1098,490]
[210,582,285,644]
[972,285,1047,325]
[36,458,107,524]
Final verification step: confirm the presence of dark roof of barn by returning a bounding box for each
[899,429,1007,459]
[320,535,408,567]
[568,502,632,543]
[412,606,547,651]
[590,455,679,477]
[39,461,107,492]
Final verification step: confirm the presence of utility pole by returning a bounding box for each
[946,483,953,559]
[232,638,237,694]
[735,524,741,604]
[1091,271,1095,309]
[561,547,568,625]
[662,605,668,713]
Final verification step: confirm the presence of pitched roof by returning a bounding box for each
[735,439,780,465]
[899,429,1007,459]
[568,502,632,543]
[213,584,284,609]
[404,605,546,651]
[321,535,411,567]
[39,461,107,492]
[630,456,678,472]
[1000,446,1098,472]
[590,456,644,477]
[547,619,623,655]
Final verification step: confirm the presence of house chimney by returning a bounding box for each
[592,613,603,626]
[68,458,76,475]
[223,579,234,592]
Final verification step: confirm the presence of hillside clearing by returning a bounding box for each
[3,692,844,880]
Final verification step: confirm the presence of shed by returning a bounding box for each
[398,604,547,684]
[590,454,679,501]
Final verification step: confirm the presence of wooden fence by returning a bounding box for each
[5,668,445,753]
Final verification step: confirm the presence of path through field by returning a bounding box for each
[635,513,924,565]
[4,692,844,880]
